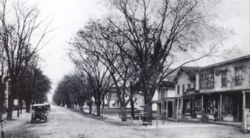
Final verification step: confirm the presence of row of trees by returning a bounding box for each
[0,0,52,120]
[52,60,113,117]
[53,71,87,111]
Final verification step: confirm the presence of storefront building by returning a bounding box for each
[197,55,250,121]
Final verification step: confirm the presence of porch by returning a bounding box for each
[152,97,180,120]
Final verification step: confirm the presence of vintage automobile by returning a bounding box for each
[31,104,48,123]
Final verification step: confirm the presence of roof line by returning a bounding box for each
[200,54,250,70]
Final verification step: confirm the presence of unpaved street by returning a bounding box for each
[4,105,250,138]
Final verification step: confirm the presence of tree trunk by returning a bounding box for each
[26,99,31,112]
[120,105,127,121]
[130,83,135,118]
[0,82,5,121]
[7,94,14,120]
[130,96,135,118]
[96,104,101,116]
[108,100,110,109]
[102,100,105,117]
[62,101,65,107]
[89,105,92,114]
[20,96,22,115]
[20,95,23,114]
[17,88,20,117]
[144,97,153,124]
[7,80,17,120]
[79,100,83,111]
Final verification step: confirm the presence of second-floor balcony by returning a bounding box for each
[183,88,199,95]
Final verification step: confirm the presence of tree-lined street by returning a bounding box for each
[0,0,249,137]
[3,106,249,138]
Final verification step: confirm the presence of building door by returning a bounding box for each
[232,93,243,121]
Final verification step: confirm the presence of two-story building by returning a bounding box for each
[174,66,200,119]
[197,55,250,122]
[151,55,250,125]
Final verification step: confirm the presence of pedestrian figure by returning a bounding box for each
[200,108,208,122]
[213,107,218,121]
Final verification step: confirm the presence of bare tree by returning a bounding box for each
[69,52,113,116]
[0,0,53,119]
[64,71,88,111]
[69,22,138,121]
[53,78,73,108]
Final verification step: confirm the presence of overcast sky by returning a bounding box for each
[26,0,249,102]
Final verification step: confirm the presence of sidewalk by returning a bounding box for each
[81,109,225,128]
[70,107,242,130]
[180,118,242,127]
[1,109,30,131]
[100,112,242,128]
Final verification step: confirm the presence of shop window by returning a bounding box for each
[221,70,227,87]
[246,93,250,109]
[235,67,242,86]
[177,85,180,95]
[207,96,216,114]
[199,69,214,89]
[223,95,233,115]
[184,100,191,113]
[182,84,185,93]
[195,97,202,112]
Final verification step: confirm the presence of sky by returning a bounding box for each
[21,0,249,102]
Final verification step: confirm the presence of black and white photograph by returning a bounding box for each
[0,0,250,138]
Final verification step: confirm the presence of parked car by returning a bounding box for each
[31,104,48,123]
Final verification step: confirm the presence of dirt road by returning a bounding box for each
[4,105,250,138]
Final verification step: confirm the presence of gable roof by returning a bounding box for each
[159,81,175,88]
[174,66,200,82]
[165,69,178,81]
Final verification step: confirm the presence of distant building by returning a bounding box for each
[152,69,177,119]
[105,87,144,110]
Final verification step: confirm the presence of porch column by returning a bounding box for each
[166,100,168,119]
[157,103,160,115]
[242,91,246,127]
[180,98,183,115]
[161,101,163,116]
[192,98,195,118]
[217,96,220,120]
[172,100,175,118]
[201,95,204,109]
[219,94,222,121]
[176,98,180,121]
